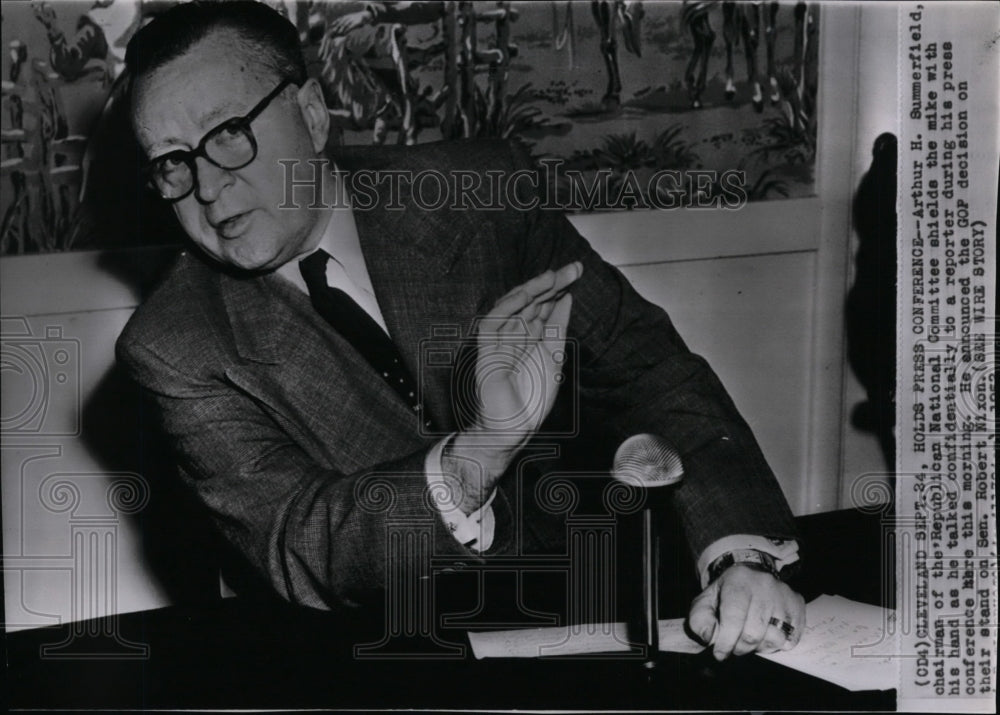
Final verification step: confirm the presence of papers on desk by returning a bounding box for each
[468,618,705,659]
[468,594,898,692]
[759,594,897,692]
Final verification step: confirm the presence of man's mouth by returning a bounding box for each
[213,211,254,239]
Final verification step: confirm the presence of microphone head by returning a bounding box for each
[612,434,684,489]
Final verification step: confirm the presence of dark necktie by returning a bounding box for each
[299,249,431,429]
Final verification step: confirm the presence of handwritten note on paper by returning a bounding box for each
[467,619,705,659]
[759,594,898,692]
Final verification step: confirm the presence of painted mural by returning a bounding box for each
[0,1,819,255]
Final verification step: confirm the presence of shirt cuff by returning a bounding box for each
[696,534,800,588]
[425,433,496,552]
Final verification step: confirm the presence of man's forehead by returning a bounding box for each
[132,35,272,148]
[134,81,246,151]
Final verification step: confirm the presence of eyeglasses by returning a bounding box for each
[143,78,295,201]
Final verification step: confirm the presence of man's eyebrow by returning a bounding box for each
[195,103,242,130]
[147,136,183,154]
[144,103,242,158]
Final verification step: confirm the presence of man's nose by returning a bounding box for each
[192,155,234,203]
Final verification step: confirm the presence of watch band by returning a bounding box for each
[707,548,780,584]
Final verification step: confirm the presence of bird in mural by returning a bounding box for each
[8,39,29,84]
[682,0,766,111]
[31,1,111,83]
[30,0,167,83]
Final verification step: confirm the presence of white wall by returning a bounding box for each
[2,250,176,632]
[839,1,900,503]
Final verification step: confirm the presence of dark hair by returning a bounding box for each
[125,1,306,86]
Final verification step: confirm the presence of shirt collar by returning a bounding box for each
[274,167,358,295]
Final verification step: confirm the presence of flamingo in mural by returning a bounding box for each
[590,0,644,111]
[682,0,812,112]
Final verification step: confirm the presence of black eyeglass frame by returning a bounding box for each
[143,77,296,201]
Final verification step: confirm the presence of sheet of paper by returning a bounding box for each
[759,594,897,692]
[469,594,898,694]
[468,618,705,659]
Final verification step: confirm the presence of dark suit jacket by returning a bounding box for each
[117,139,797,610]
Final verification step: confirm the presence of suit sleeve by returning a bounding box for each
[504,141,799,561]
[116,335,490,610]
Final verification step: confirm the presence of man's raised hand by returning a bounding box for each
[442,262,583,516]
[474,262,582,438]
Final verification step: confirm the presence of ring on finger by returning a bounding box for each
[768,616,795,638]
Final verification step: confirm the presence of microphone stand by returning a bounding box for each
[610,434,684,671]
[641,507,659,669]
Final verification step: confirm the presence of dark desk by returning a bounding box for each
[5,507,896,710]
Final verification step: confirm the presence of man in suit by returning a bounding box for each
[118,0,804,660]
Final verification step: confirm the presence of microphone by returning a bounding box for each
[612,434,684,668]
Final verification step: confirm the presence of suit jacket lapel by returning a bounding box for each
[219,270,426,471]
[352,174,501,433]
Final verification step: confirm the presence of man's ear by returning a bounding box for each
[296,77,330,153]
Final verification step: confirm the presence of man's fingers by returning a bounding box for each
[480,296,553,341]
[490,273,554,318]
[690,568,807,659]
[712,584,751,660]
[538,296,558,324]
[486,288,548,332]
[686,584,720,645]
[522,262,582,302]
[536,261,583,303]
[763,593,805,652]
[731,595,771,656]
[759,620,786,653]
[738,582,806,655]
[523,298,543,321]
[482,263,582,343]
[546,292,573,335]
[485,291,575,345]
[759,614,797,653]
[488,288,535,321]
[781,592,807,650]
[491,263,583,314]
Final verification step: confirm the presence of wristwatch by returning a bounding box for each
[707,548,780,584]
